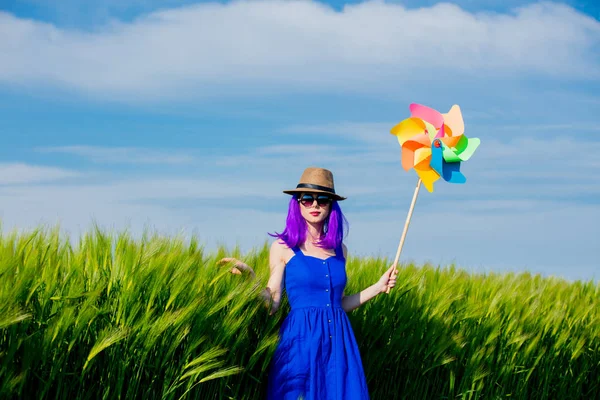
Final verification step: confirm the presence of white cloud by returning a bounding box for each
[0,163,81,184]
[0,1,598,100]
[36,145,196,164]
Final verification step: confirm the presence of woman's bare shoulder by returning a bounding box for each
[270,239,287,254]
[270,240,294,264]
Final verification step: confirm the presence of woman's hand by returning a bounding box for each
[217,257,256,278]
[377,265,398,294]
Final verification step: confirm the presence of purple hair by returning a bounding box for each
[269,194,349,251]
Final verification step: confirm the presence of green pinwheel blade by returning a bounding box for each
[442,142,462,163]
[455,136,480,161]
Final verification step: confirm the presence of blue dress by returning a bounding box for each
[266,246,370,400]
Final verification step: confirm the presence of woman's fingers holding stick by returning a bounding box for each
[217,257,256,277]
[379,264,399,295]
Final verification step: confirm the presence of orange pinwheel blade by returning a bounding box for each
[401,134,431,170]
[441,135,461,148]
[401,146,415,171]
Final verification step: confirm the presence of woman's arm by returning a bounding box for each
[341,245,397,313]
[217,241,286,315]
[265,240,286,315]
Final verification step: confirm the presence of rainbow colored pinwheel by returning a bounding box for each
[390,104,480,192]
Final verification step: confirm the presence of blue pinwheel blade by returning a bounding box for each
[430,142,444,176]
[431,140,466,184]
[442,161,466,183]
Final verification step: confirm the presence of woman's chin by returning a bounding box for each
[311,218,327,225]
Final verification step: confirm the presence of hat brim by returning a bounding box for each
[283,189,346,201]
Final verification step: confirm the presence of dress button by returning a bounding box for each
[325,274,329,277]
[328,319,331,323]
[329,335,332,339]
[325,289,329,292]
[326,304,330,307]
[323,261,326,264]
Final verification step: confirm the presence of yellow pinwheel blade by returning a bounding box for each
[414,165,440,192]
[391,117,426,145]
[423,120,438,141]
[413,147,431,167]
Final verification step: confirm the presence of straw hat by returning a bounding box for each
[283,167,346,201]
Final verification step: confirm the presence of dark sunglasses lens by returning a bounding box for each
[299,194,332,207]
[316,196,331,206]
[300,195,315,207]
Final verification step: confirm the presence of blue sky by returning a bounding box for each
[0,0,599,282]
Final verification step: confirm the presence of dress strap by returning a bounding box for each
[335,243,345,259]
[291,246,302,255]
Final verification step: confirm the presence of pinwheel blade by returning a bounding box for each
[410,104,444,129]
[401,146,415,171]
[435,124,447,139]
[415,166,440,192]
[402,134,431,170]
[442,104,464,136]
[442,162,466,183]
[390,117,426,145]
[423,120,438,141]
[442,144,462,163]
[414,147,431,167]
[440,135,461,148]
[414,165,440,192]
[431,142,466,184]
[454,136,480,161]
[430,141,444,176]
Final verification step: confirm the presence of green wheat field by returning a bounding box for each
[1,224,599,399]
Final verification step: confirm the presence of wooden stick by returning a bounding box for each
[386,179,422,294]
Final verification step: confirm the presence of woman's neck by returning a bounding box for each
[305,222,323,244]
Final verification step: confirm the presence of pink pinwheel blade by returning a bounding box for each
[409,104,444,129]
[435,124,446,139]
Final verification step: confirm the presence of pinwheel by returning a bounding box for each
[385,104,480,288]
[390,103,480,192]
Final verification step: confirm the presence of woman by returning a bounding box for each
[224,167,397,400]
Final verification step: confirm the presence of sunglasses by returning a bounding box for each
[298,194,332,208]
